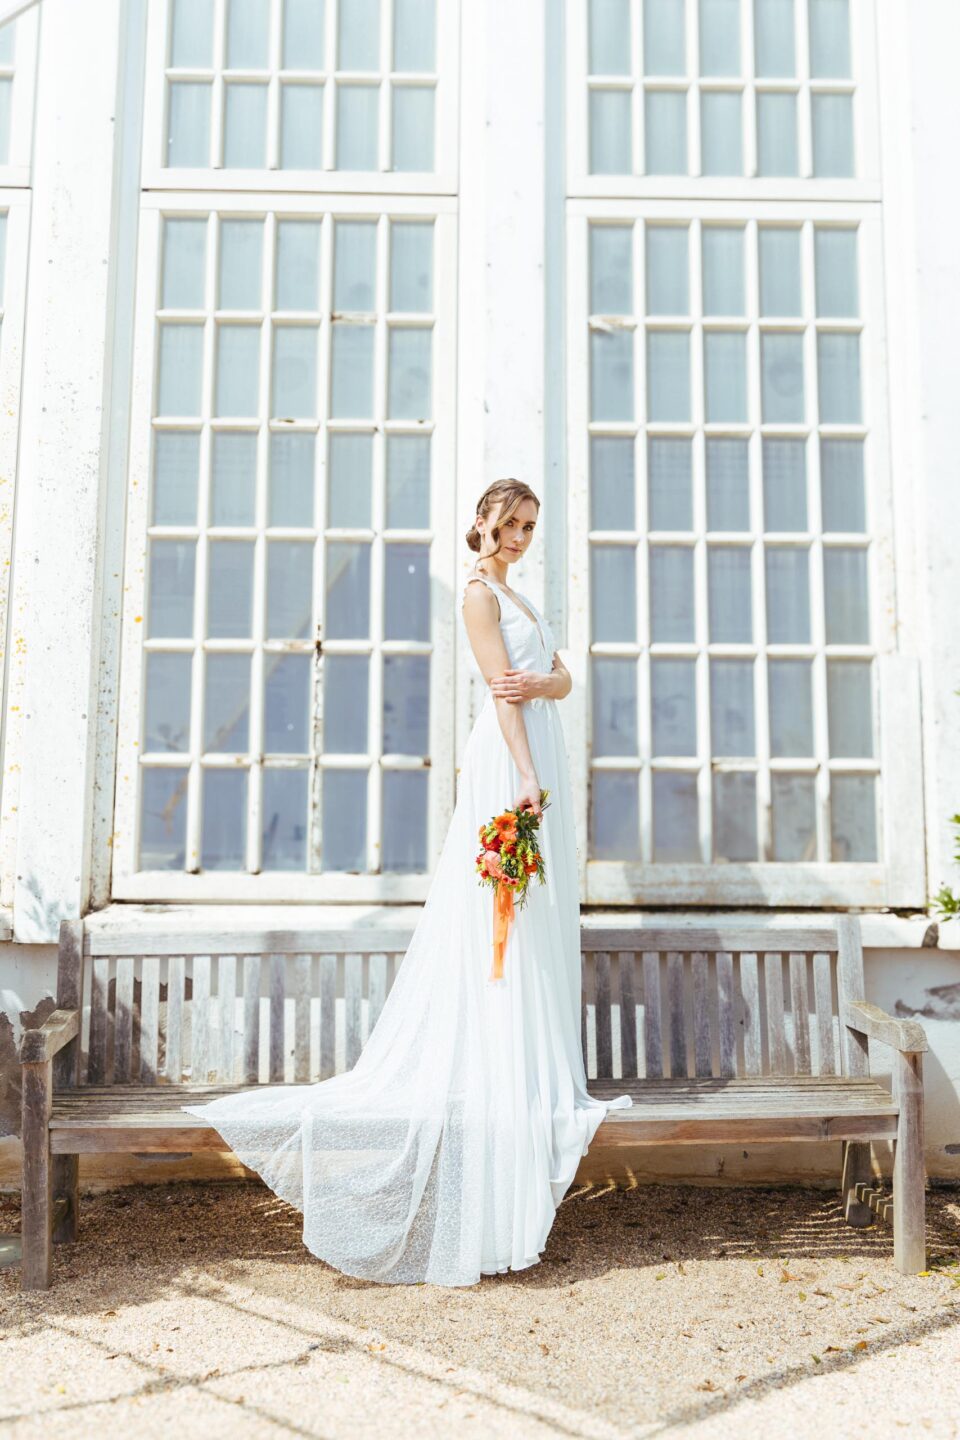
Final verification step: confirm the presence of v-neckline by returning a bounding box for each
[474,571,548,653]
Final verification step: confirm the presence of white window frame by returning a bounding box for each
[0,4,37,187]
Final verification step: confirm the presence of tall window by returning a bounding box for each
[114,0,458,901]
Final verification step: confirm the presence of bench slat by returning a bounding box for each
[269,954,285,1083]
[716,952,736,1078]
[667,953,686,1078]
[692,952,711,1078]
[218,955,237,1083]
[165,956,185,1082]
[319,953,336,1080]
[764,953,786,1073]
[739,952,762,1075]
[345,954,363,1069]
[114,957,135,1084]
[139,956,159,1083]
[243,955,260,1084]
[813,951,837,1076]
[294,954,312,1083]
[642,952,663,1079]
[88,958,110,1085]
[192,955,211,1083]
[618,951,638,1080]
[595,952,612,1079]
[790,952,812,1076]
[369,953,388,1035]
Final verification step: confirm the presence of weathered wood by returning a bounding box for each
[691,952,711,1078]
[319,953,337,1080]
[294,955,312,1083]
[844,1000,928,1054]
[581,950,588,1073]
[139,956,160,1082]
[739,953,762,1075]
[667,953,687,1078]
[789,953,812,1075]
[21,1061,53,1289]
[345,954,363,1069]
[368,952,388,1035]
[716,952,736,1078]
[812,951,836,1076]
[580,928,838,955]
[218,954,237,1083]
[19,1009,80,1064]
[595,952,612,1079]
[243,954,260,1084]
[87,958,110,1085]
[893,1049,926,1274]
[191,956,211,1082]
[87,928,417,957]
[618,951,638,1080]
[764,953,786,1073]
[641,952,663,1079]
[836,917,873,1224]
[269,954,285,1083]
[165,956,185,1082]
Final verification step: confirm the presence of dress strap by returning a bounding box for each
[462,570,502,616]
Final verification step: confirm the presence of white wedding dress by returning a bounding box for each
[182,569,632,1286]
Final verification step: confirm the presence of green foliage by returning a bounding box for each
[932,811,960,918]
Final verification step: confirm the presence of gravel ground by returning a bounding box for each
[1,1179,959,1440]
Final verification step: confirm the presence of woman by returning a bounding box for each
[183,478,632,1285]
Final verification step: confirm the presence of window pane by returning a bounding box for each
[202,769,247,869]
[771,774,817,860]
[827,659,873,758]
[644,0,685,74]
[204,653,250,752]
[153,431,200,525]
[699,0,740,75]
[328,433,373,527]
[653,772,699,861]
[262,769,308,871]
[754,0,795,77]
[272,325,318,418]
[768,659,813,755]
[591,224,634,315]
[270,432,315,527]
[163,218,207,309]
[392,85,434,171]
[207,540,255,637]
[647,331,690,420]
[700,91,742,175]
[275,221,320,311]
[645,90,687,173]
[756,91,798,175]
[393,0,436,70]
[714,772,757,860]
[592,657,639,756]
[809,0,851,78]
[139,769,188,869]
[592,546,637,641]
[157,325,203,416]
[223,83,268,168]
[591,329,634,420]
[823,546,869,642]
[280,84,324,169]
[702,227,744,315]
[812,93,854,177]
[759,227,801,316]
[817,333,861,422]
[336,84,379,170]
[830,775,877,861]
[167,82,212,167]
[330,323,375,417]
[219,218,263,310]
[383,655,430,754]
[650,545,695,641]
[384,543,430,641]
[390,221,434,313]
[704,331,747,422]
[283,0,325,68]
[148,540,196,638]
[339,0,380,68]
[648,437,693,530]
[145,653,192,752]
[388,327,432,419]
[211,431,257,526]
[708,547,752,641]
[215,325,261,416]
[226,0,269,68]
[324,655,370,753]
[710,659,755,756]
[264,654,311,752]
[590,437,636,530]
[646,225,688,315]
[589,0,631,73]
[589,89,633,174]
[652,659,697,755]
[761,332,804,423]
[171,0,214,66]
[765,546,810,642]
[321,770,367,870]
[815,228,858,317]
[590,771,641,859]
[762,437,807,531]
[706,437,750,530]
[267,541,313,638]
[334,220,377,310]
[383,772,428,872]
[386,434,431,527]
[820,438,865,531]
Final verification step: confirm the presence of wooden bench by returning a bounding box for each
[20,914,928,1288]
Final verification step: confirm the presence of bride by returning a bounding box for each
[183,477,633,1286]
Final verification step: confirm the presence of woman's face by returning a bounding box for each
[480,497,539,562]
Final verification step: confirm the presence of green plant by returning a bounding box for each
[932,811,960,918]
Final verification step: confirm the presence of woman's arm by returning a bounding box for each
[489,649,572,704]
[461,581,539,786]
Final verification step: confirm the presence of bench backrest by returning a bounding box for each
[56,917,866,1087]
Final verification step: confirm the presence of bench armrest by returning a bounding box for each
[19,1008,80,1064]
[843,1000,928,1055]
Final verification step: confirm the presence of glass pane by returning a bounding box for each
[590,224,633,315]
[334,220,377,310]
[276,221,321,311]
[139,769,188,869]
[706,438,750,530]
[650,545,695,641]
[699,0,740,75]
[336,84,379,169]
[713,772,757,860]
[702,227,744,315]
[272,325,318,418]
[0,76,9,165]
[771,774,817,860]
[172,0,214,66]
[710,658,755,755]
[708,547,752,641]
[330,323,375,417]
[820,438,865,531]
[262,768,308,871]
[590,0,631,73]
[388,327,432,419]
[704,331,747,422]
[592,657,639,756]
[754,0,795,77]
[383,772,428,872]
[270,432,315,527]
[761,332,804,423]
[202,769,247,869]
[701,91,742,177]
[0,23,12,64]
[758,226,801,316]
[148,540,195,638]
[817,333,861,423]
[215,325,261,416]
[264,654,311,751]
[644,0,686,74]
[645,90,687,173]
[226,0,269,67]
[384,543,430,640]
[823,546,869,642]
[394,0,436,70]
[646,331,690,421]
[383,655,430,754]
[762,437,807,530]
[756,91,798,175]
[167,82,212,167]
[591,437,636,530]
[283,0,325,68]
[591,546,637,642]
[386,434,431,527]
[204,653,250,752]
[322,541,368,636]
[815,228,858,317]
[831,774,877,861]
[145,653,192,752]
[590,771,641,860]
[651,658,696,755]
[321,770,367,870]
[153,431,200,525]
[393,85,434,170]
[768,658,813,755]
[648,437,693,530]
[591,330,634,421]
[809,0,851,78]
[390,221,434,312]
[267,540,314,638]
[280,84,324,169]
[207,540,255,637]
[162,218,207,309]
[828,659,873,758]
[812,93,854,177]
[653,772,699,861]
[223,83,268,168]
[328,433,373,527]
[157,325,203,416]
[324,655,370,752]
[646,225,688,314]
[339,0,380,68]
[765,546,810,642]
[219,218,263,310]
[211,431,257,526]
[589,89,633,174]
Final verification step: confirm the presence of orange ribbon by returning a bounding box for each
[490,879,515,981]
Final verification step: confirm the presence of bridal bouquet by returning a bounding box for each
[475,789,551,982]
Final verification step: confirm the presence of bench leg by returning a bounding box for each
[841,1140,874,1226]
[893,1050,926,1275]
[52,1156,79,1244]
[21,1061,53,1290]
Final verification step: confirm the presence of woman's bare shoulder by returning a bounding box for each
[461,575,501,623]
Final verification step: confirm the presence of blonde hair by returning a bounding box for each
[465,478,540,559]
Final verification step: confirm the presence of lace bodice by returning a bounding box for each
[460,569,557,679]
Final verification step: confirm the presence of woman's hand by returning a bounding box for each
[489,668,549,704]
[514,774,543,816]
